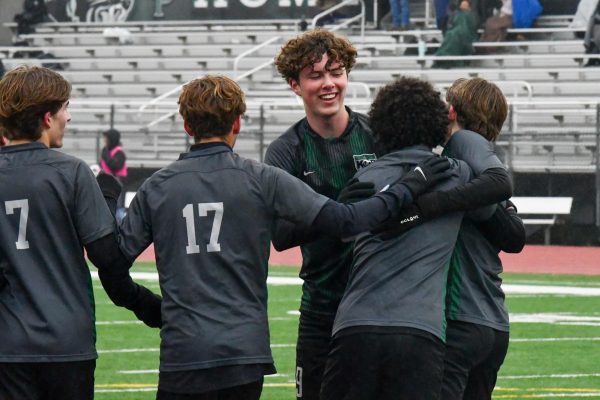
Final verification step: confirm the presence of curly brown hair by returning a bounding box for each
[446,78,507,142]
[0,65,71,141]
[369,77,448,154]
[275,29,357,83]
[178,75,247,141]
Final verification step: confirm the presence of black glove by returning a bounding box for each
[130,286,162,328]
[96,172,122,201]
[371,204,424,240]
[337,178,377,203]
[399,156,452,198]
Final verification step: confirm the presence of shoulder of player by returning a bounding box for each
[352,111,372,133]
[266,121,303,153]
[447,129,490,150]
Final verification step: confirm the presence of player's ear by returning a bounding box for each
[183,121,194,137]
[448,105,457,122]
[289,78,301,96]
[42,111,53,129]
[232,115,241,135]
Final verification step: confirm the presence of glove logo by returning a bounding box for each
[353,154,377,170]
[400,215,419,224]
[414,166,427,181]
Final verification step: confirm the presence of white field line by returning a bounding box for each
[495,394,600,398]
[511,337,600,342]
[91,272,600,296]
[500,373,600,380]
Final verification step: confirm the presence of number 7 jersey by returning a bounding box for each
[118,143,328,372]
[0,142,115,362]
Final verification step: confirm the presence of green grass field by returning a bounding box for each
[92,263,600,399]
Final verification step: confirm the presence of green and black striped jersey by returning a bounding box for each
[265,108,376,316]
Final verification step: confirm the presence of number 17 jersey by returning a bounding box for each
[118,143,329,373]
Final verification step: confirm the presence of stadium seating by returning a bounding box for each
[1,18,599,173]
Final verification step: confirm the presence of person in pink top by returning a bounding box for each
[100,128,128,221]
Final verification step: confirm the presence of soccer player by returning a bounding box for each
[440,78,526,400]
[320,77,495,400]
[358,77,522,399]
[0,65,160,400]
[117,74,450,400]
[264,28,376,400]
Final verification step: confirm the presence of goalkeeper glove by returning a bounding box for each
[337,178,376,203]
[399,156,452,198]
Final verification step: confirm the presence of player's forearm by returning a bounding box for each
[476,202,526,253]
[417,167,512,218]
[87,234,140,307]
[271,218,314,251]
[312,184,413,237]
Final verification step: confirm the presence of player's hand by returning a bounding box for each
[96,172,122,201]
[131,287,162,328]
[371,204,424,240]
[337,178,376,203]
[399,156,452,197]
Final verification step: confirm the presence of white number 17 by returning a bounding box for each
[182,202,223,254]
[5,199,30,250]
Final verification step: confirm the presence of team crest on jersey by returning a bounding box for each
[353,154,377,170]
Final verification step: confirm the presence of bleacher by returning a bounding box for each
[1,14,599,173]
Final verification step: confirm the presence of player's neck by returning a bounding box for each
[306,108,349,139]
[446,122,462,142]
[5,137,48,147]
[198,133,235,148]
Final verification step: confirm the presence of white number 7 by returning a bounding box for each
[5,199,30,250]
[182,202,223,254]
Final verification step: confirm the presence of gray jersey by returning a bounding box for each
[332,146,472,342]
[0,143,115,362]
[118,143,328,372]
[444,130,510,331]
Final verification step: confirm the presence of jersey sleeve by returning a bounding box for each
[446,130,504,175]
[260,164,328,228]
[264,135,299,174]
[118,184,154,262]
[73,162,115,245]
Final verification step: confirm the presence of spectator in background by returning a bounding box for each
[570,0,599,31]
[584,0,600,66]
[433,0,478,68]
[100,128,128,222]
[480,0,513,46]
[389,0,411,30]
[14,0,48,35]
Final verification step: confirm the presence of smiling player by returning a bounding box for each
[264,29,377,400]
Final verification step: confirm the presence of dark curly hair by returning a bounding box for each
[275,28,357,83]
[369,77,448,154]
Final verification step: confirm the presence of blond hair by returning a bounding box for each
[446,78,508,142]
[178,75,246,141]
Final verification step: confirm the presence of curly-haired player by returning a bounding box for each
[265,29,377,400]
[320,77,493,400]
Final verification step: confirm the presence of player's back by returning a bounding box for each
[333,146,472,342]
[0,143,114,361]
[119,143,327,371]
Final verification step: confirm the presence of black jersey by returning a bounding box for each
[118,143,329,373]
[264,109,376,316]
[0,143,115,362]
